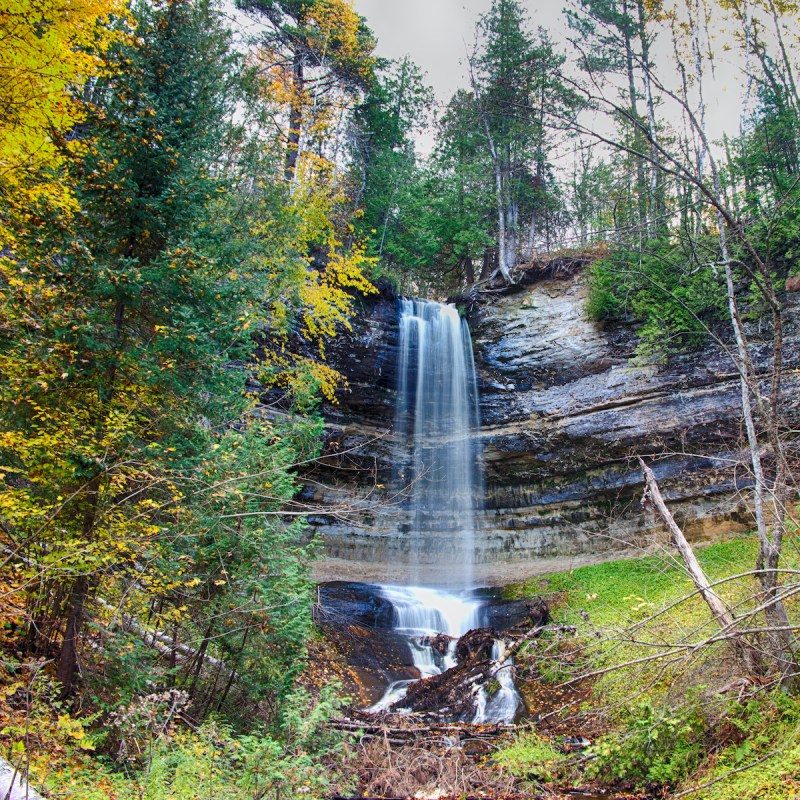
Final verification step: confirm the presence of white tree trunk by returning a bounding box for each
[639,459,758,672]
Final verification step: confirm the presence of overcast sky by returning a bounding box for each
[352,1,568,107]
[351,0,746,147]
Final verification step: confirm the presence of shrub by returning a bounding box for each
[585,700,705,790]
[494,730,566,783]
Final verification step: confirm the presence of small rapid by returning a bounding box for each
[367,586,522,723]
[472,639,522,724]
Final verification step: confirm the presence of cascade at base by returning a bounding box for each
[367,586,522,723]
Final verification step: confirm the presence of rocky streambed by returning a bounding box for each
[314,581,651,800]
[314,582,549,718]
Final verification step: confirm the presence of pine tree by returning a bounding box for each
[238,0,375,181]
[470,0,572,278]
[348,58,433,272]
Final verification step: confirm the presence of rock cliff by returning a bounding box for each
[304,270,800,586]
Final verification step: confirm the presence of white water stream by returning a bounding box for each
[368,585,482,713]
[395,298,481,588]
[368,300,522,723]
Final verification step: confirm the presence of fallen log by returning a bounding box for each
[391,656,492,719]
[455,628,497,662]
[331,718,517,738]
[639,457,761,673]
[330,795,539,800]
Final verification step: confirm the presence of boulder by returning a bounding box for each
[315,582,396,629]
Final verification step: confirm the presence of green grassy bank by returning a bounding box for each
[499,537,800,799]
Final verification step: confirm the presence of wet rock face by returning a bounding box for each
[316,582,396,629]
[314,582,416,705]
[306,274,800,585]
[478,596,550,631]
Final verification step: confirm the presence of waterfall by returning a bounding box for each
[395,298,481,588]
[367,299,521,724]
[367,585,483,713]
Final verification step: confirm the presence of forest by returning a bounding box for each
[1,0,799,797]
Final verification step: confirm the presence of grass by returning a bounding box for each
[492,730,567,784]
[502,534,800,797]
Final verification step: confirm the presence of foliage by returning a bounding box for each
[692,693,800,799]
[0,0,366,793]
[354,0,576,291]
[585,700,706,789]
[0,0,125,247]
[508,538,800,795]
[0,0,376,724]
[472,0,573,275]
[348,57,435,286]
[241,0,375,181]
[110,683,351,800]
[0,666,351,799]
[493,730,567,783]
[0,0,300,701]
[0,665,110,796]
[586,239,729,357]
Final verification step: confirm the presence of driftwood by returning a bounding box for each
[391,656,492,719]
[391,628,514,719]
[420,633,453,656]
[455,628,497,663]
[378,599,551,721]
[331,716,518,751]
[332,718,517,736]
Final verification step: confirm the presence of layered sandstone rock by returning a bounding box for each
[304,271,800,585]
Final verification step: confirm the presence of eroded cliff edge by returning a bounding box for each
[304,270,800,585]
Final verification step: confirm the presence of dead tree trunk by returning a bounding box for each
[639,458,760,674]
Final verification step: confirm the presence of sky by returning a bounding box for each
[351,1,566,108]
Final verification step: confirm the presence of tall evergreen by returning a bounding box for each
[471,0,572,278]
[566,0,664,236]
[348,58,433,272]
[1,0,318,706]
[237,0,375,181]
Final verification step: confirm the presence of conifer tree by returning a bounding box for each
[470,0,572,279]
[348,58,433,269]
[0,0,322,702]
[238,0,375,181]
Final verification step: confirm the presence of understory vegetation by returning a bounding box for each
[502,538,800,798]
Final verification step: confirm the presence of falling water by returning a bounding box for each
[394,298,481,588]
[367,585,483,713]
[368,299,522,724]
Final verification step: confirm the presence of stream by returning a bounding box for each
[366,585,522,723]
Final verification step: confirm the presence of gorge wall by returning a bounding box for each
[303,270,800,586]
